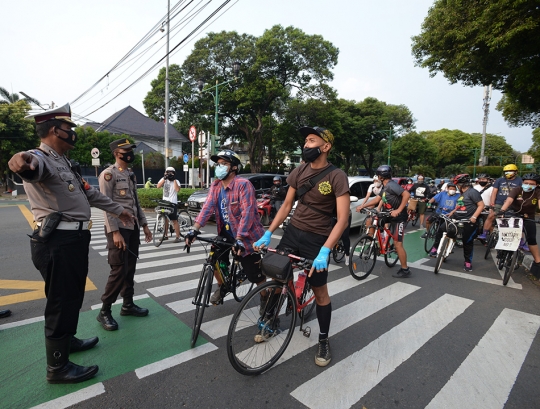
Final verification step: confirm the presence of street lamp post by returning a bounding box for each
[470,148,480,179]
[373,127,393,166]
[197,62,241,155]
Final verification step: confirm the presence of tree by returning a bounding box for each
[412,1,540,127]
[144,26,339,172]
[527,128,540,164]
[391,132,437,172]
[68,127,131,167]
[0,87,41,106]
[0,100,37,185]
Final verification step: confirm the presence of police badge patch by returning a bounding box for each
[104,173,112,182]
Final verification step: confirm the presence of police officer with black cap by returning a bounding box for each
[96,139,152,331]
[8,103,134,384]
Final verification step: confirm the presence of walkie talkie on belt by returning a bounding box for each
[38,212,63,240]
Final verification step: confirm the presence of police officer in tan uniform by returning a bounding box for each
[8,103,134,384]
[96,139,152,331]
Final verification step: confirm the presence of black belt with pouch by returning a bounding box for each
[33,212,63,242]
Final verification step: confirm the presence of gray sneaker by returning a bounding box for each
[210,287,222,305]
[315,338,331,367]
[392,268,411,278]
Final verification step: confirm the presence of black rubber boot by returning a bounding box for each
[70,336,99,353]
[46,336,99,384]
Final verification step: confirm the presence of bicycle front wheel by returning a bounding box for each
[434,237,448,274]
[232,263,254,302]
[424,221,438,253]
[332,240,345,263]
[411,211,418,226]
[484,232,496,260]
[349,235,376,280]
[227,281,296,375]
[503,250,519,286]
[384,235,399,267]
[191,265,213,348]
[153,214,167,247]
[178,210,193,238]
[497,250,507,270]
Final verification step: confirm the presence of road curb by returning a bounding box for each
[520,251,540,287]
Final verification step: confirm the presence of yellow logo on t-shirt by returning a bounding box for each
[318,181,332,195]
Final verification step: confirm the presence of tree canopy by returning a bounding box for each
[412,0,540,127]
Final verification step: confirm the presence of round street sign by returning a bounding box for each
[91,148,100,159]
[189,126,197,142]
[183,153,189,164]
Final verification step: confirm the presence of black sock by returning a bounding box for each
[316,303,332,340]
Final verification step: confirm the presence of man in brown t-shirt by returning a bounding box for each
[254,126,350,367]
[499,173,540,277]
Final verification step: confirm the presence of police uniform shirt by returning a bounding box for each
[99,165,147,233]
[19,142,124,222]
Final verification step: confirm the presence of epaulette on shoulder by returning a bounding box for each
[31,147,49,156]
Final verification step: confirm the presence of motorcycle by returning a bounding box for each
[257,194,276,226]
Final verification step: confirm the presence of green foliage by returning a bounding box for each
[527,128,540,163]
[136,187,200,208]
[144,151,165,169]
[442,164,466,177]
[412,1,540,127]
[410,165,436,178]
[69,127,130,167]
[0,100,37,180]
[464,166,503,178]
[391,132,437,172]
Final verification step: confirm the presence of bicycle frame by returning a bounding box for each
[370,213,395,255]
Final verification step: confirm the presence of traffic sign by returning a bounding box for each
[183,153,189,164]
[183,164,189,172]
[189,125,197,142]
[91,148,100,159]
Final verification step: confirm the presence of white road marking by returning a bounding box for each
[135,265,204,283]
[425,308,540,409]
[30,383,105,409]
[135,342,218,379]
[0,315,44,330]
[290,293,473,409]
[90,294,149,310]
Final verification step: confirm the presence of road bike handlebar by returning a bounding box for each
[259,247,313,270]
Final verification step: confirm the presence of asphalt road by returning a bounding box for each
[1,201,540,409]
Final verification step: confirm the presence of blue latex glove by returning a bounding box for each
[254,231,272,249]
[312,246,331,271]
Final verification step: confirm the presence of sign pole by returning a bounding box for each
[189,126,197,189]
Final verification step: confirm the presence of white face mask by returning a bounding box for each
[448,190,456,196]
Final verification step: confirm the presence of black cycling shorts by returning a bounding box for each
[168,204,179,221]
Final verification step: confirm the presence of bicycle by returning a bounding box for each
[152,199,192,247]
[349,208,398,280]
[424,213,442,253]
[332,238,345,263]
[226,248,316,375]
[189,235,254,348]
[433,215,470,274]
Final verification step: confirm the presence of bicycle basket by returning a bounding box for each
[155,205,173,214]
[261,252,293,283]
[408,199,418,211]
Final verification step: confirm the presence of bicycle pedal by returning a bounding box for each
[302,326,311,337]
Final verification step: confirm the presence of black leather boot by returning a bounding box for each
[97,308,118,331]
[0,309,11,318]
[70,336,99,353]
[46,336,99,384]
[120,302,149,317]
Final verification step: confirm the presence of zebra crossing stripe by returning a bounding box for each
[29,383,105,409]
[135,343,218,379]
[90,294,149,310]
[135,265,204,283]
[200,274,379,340]
[425,308,540,409]
[98,247,201,259]
[291,293,473,409]
[147,278,200,297]
[136,253,206,270]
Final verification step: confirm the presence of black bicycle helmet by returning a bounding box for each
[211,149,241,167]
[446,183,456,189]
[376,165,392,179]
[476,173,488,179]
[453,173,471,185]
[522,173,540,183]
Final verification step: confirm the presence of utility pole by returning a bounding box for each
[479,84,492,167]
[164,0,170,167]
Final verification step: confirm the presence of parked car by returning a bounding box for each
[84,176,100,190]
[186,173,288,219]
[282,176,377,230]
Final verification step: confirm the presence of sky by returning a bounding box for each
[1,0,534,154]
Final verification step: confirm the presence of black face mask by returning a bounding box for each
[56,127,77,146]
[302,146,322,163]
[120,151,135,163]
[478,181,488,187]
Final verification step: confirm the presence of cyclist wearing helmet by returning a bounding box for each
[254,126,350,367]
[498,173,540,273]
[410,175,429,229]
[478,164,522,240]
[435,174,484,271]
[425,183,459,249]
[269,175,287,213]
[185,149,266,304]
[157,167,182,242]
[357,164,412,278]
[363,175,382,202]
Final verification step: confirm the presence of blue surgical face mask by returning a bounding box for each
[522,183,536,192]
[215,164,229,180]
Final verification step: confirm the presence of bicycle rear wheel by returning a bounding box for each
[424,221,438,253]
[332,240,345,263]
[349,235,376,280]
[298,281,315,320]
[178,210,193,238]
[411,211,419,226]
[191,265,213,348]
[227,281,296,375]
[434,237,448,274]
[384,235,399,267]
[232,262,254,302]
[153,214,167,247]
[484,231,497,260]
[503,250,518,286]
